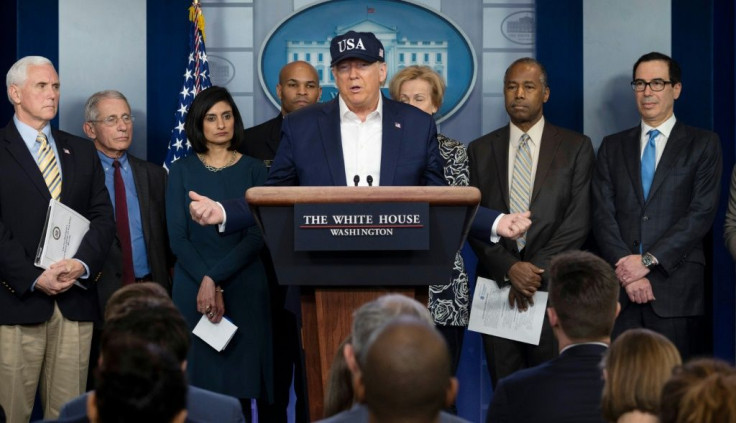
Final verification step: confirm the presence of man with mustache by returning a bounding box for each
[592,52,722,360]
[467,57,594,387]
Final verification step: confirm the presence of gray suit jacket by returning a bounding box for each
[57,385,244,423]
[592,121,722,317]
[467,122,594,286]
[96,153,172,318]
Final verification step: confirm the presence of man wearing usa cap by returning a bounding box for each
[190,31,531,241]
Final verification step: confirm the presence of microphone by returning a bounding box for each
[353,175,360,186]
[366,175,373,186]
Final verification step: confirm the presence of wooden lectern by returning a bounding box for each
[246,186,480,419]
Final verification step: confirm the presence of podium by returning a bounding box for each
[246,186,480,419]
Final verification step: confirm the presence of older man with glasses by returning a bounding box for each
[592,51,722,361]
[82,90,173,387]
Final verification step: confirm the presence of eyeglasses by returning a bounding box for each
[630,79,674,92]
[90,115,135,127]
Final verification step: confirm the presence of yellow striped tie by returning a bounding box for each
[36,132,62,200]
[509,134,532,251]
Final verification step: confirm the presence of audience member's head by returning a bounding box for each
[323,335,354,418]
[101,301,190,365]
[602,329,682,422]
[88,336,187,423]
[660,358,736,423]
[362,317,455,423]
[547,250,620,348]
[323,294,433,418]
[104,281,171,321]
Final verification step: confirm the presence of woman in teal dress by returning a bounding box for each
[166,86,272,415]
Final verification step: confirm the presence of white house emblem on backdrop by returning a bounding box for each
[259,0,477,123]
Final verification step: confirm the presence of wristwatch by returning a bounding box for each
[641,252,657,269]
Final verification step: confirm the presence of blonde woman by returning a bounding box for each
[602,329,682,422]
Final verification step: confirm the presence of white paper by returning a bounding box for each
[35,199,90,269]
[34,199,91,290]
[192,315,238,352]
[468,276,548,345]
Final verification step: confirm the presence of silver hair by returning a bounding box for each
[6,56,55,103]
[84,90,130,122]
[351,294,432,360]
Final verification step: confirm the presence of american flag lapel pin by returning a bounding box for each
[63,148,71,154]
[394,122,401,129]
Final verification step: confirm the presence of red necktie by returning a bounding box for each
[113,160,135,285]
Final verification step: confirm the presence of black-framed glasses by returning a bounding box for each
[90,115,135,127]
[630,79,674,92]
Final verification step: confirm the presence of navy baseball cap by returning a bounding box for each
[330,31,385,67]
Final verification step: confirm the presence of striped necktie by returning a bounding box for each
[36,132,62,200]
[509,133,532,250]
[641,129,659,200]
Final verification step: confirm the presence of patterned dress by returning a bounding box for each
[428,133,470,326]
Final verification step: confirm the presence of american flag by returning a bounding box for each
[163,0,212,171]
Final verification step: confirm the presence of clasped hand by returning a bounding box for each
[35,259,85,296]
[507,261,544,311]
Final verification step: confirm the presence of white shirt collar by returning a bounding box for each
[509,116,545,148]
[641,114,677,139]
[338,94,383,123]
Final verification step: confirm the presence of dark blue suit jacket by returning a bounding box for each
[57,385,245,423]
[223,96,446,231]
[592,122,721,318]
[486,344,607,423]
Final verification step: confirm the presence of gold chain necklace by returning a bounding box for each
[197,151,237,172]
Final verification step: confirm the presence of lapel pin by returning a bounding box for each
[394,122,401,129]
[63,148,71,154]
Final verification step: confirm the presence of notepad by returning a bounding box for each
[192,315,238,351]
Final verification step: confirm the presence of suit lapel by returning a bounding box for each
[2,123,53,199]
[129,155,152,246]
[531,124,562,203]
[318,99,347,186]
[621,126,646,207]
[53,131,75,201]
[380,98,402,186]
[647,121,687,202]
[491,126,511,210]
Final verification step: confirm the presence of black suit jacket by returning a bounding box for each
[592,121,722,317]
[240,114,282,166]
[487,344,607,423]
[0,121,115,324]
[467,122,594,286]
[96,153,172,315]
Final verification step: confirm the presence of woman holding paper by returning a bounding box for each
[166,86,272,411]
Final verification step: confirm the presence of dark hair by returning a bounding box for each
[548,250,619,340]
[95,336,187,423]
[660,358,736,423]
[633,52,682,85]
[102,304,190,363]
[185,86,245,153]
[324,335,355,418]
[104,281,171,321]
[505,57,549,88]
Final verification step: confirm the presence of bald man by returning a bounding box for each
[240,60,321,167]
[362,317,460,423]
